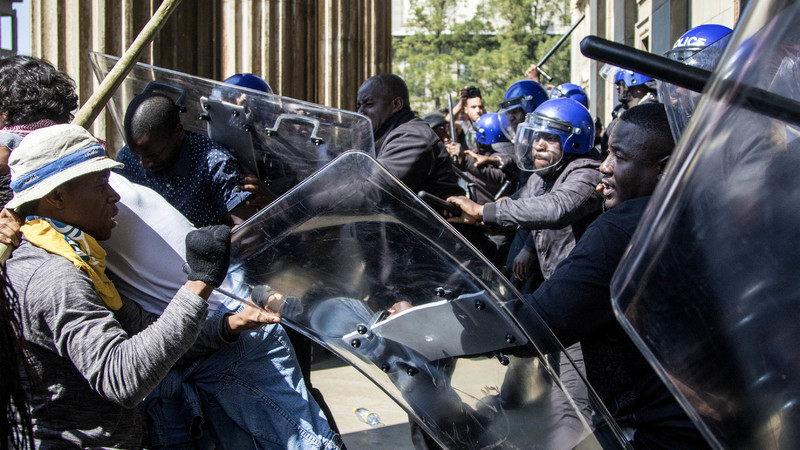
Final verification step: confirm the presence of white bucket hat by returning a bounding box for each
[6,124,123,209]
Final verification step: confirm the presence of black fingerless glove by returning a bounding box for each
[185,225,231,287]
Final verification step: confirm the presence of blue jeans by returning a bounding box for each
[142,323,342,449]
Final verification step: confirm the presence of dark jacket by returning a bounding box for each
[520,196,708,449]
[483,157,603,279]
[374,109,462,199]
[456,141,519,204]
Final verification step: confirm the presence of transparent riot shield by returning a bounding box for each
[611,1,800,448]
[658,33,731,143]
[226,151,628,449]
[88,53,374,196]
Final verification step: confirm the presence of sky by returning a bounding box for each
[11,0,30,55]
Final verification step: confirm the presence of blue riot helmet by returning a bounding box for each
[498,80,549,141]
[599,64,653,87]
[660,24,732,142]
[600,65,658,105]
[224,73,273,94]
[514,98,594,172]
[614,69,654,87]
[550,83,589,108]
[500,80,549,113]
[665,24,732,63]
[617,70,656,104]
[474,112,510,145]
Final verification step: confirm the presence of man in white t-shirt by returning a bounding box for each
[105,173,239,314]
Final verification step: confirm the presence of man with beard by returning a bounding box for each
[446,98,603,287]
[446,97,602,441]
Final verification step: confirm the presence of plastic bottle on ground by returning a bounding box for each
[353,407,381,427]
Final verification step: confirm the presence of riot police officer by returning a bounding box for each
[549,82,588,109]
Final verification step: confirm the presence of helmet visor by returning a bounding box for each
[499,92,537,116]
[664,46,708,63]
[497,105,526,141]
[599,64,621,83]
[514,113,572,172]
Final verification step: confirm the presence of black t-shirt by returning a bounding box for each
[524,196,708,448]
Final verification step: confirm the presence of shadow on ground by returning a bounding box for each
[342,422,413,449]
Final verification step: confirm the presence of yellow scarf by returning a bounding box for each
[21,217,122,310]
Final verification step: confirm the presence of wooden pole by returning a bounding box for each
[0,0,185,265]
[71,0,185,128]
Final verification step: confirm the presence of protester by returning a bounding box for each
[4,124,234,447]
[115,92,258,227]
[0,55,79,207]
[357,73,462,199]
[445,85,486,151]
[4,124,341,449]
[513,103,708,448]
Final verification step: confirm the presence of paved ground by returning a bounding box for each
[311,354,416,449]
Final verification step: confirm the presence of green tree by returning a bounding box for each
[393,0,572,114]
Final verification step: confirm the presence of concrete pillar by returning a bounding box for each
[317,0,391,110]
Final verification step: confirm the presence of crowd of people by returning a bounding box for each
[0,22,738,450]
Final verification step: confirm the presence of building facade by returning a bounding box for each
[26,0,391,148]
[19,1,749,147]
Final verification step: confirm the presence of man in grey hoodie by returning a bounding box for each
[4,124,263,448]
